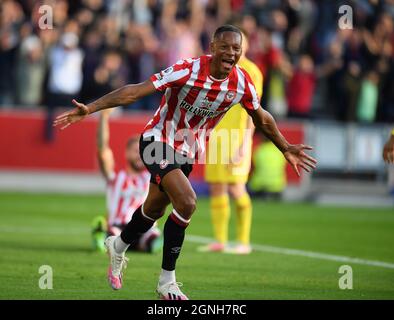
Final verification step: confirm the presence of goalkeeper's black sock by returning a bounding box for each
[120,205,155,246]
[161,210,190,272]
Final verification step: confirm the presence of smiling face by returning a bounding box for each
[210,31,242,79]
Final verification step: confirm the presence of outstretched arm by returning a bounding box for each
[247,107,317,176]
[97,110,115,182]
[53,80,156,130]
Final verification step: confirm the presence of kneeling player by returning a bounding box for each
[92,110,161,253]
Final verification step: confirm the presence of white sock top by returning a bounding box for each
[114,236,129,254]
[159,269,176,286]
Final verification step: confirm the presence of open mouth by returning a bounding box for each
[221,58,235,69]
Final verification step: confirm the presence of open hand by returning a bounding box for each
[53,99,89,130]
[283,144,317,177]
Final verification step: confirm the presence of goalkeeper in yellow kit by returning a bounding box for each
[200,31,263,254]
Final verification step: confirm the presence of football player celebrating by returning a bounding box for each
[91,109,161,253]
[54,25,317,300]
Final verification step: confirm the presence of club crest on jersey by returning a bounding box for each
[225,90,236,102]
[200,97,213,109]
[159,159,169,169]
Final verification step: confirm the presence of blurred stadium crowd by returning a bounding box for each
[1,0,394,125]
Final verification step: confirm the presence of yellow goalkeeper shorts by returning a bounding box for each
[205,142,252,184]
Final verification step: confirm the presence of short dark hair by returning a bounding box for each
[213,24,242,40]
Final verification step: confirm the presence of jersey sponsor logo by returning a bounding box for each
[200,97,213,109]
[225,90,236,102]
[179,100,224,118]
[159,159,169,169]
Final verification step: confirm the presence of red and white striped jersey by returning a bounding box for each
[144,55,261,159]
[106,169,150,226]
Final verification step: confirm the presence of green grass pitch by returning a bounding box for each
[0,192,393,300]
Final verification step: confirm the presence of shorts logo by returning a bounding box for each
[155,174,161,184]
[225,90,236,102]
[171,247,181,254]
[159,159,169,169]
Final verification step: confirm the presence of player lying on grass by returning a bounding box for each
[201,29,263,255]
[54,25,317,300]
[92,109,161,253]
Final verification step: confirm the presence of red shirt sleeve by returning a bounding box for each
[150,59,192,91]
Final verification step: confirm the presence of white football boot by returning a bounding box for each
[104,236,129,290]
[156,282,189,300]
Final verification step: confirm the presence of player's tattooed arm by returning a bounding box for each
[87,80,156,113]
[248,107,289,152]
[97,110,115,182]
[248,107,317,176]
[53,80,156,129]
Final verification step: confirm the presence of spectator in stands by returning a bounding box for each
[124,23,161,110]
[15,34,46,107]
[0,0,393,125]
[342,61,362,122]
[79,28,103,103]
[0,0,25,106]
[252,26,291,118]
[45,32,84,141]
[286,54,315,119]
[0,30,18,106]
[357,70,380,123]
[91,50,128,101]
[379,58,394,122]
[324,33,347,121]
[159,0,203,66]
[286,42,343,119]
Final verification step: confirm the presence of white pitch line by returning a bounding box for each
[1,225,393,270]
[186,235,394,270]
[0,225,88,235]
